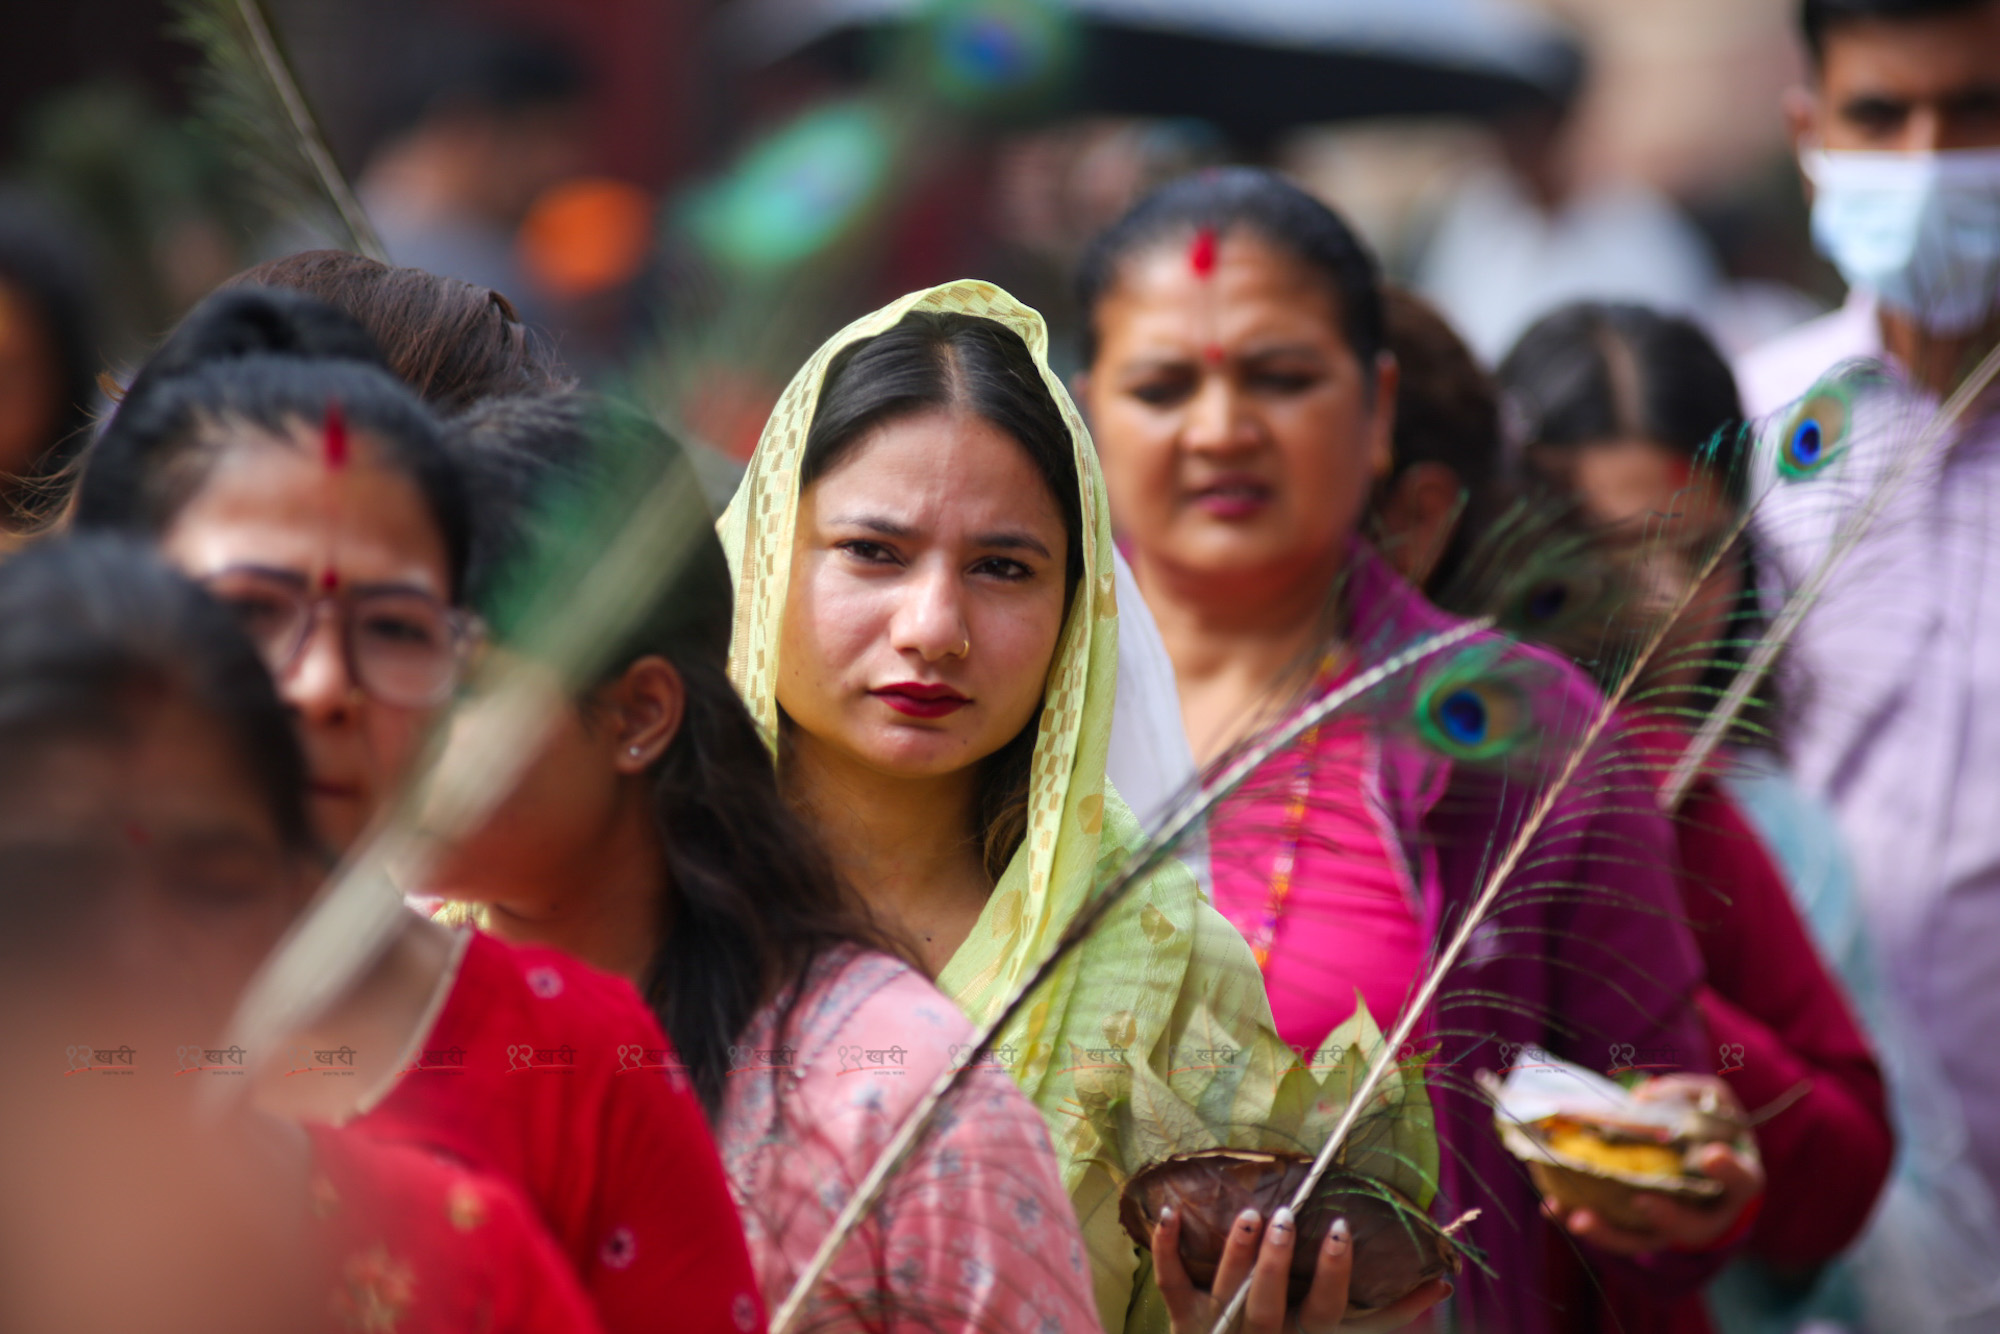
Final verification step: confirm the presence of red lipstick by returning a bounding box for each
[871,682,971,719]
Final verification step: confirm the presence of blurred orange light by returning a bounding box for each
[518,177,656,300]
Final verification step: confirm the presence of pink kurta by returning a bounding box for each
[716,947,1098,1334]
[1208,711,1426,1049]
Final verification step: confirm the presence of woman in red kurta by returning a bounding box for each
[1490,302,1893,1332]
[1636,728,1891,1260]
[349,930,764,1334]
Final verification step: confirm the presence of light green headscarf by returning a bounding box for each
[718,280,1280,1330]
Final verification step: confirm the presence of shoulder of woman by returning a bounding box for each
[304,1125,598,1328]
[451,929,668,1048]
[824,954,977,1059]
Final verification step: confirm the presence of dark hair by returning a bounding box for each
[1074,166,1385,370]
[71,287,474,601]
[230,251,573,415]
[1497,302,1770,732]
[0,535,312,855]
[1800,0,1994,63]
[447,393,597,608]
[1380,287,1502,592]
[0,192,101,495]
[1498,302,1749,504]
[802,310,1084,880]
[457,394,889,1117]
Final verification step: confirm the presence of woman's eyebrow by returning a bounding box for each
[1116,354,1196,377]
[974,531,1052,558]
[344,578,447,599]
[214,562,311,587]
[1235,341,1328,361]
[827,514,917,539]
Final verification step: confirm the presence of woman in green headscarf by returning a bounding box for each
[719,280,1425,1332]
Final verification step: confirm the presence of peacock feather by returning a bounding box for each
[170,0,384,260]
[1772,382,1851,481]
[1661,347,2000,809]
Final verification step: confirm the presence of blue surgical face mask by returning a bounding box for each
[1804,146,2000,335]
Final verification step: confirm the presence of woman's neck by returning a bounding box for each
[472,788,665,985]
[1132,546,1346,764]
[784,731,991,977]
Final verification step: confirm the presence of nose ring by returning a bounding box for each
[955,636,971,659]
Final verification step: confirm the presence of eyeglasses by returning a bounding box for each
[201,566,481,709]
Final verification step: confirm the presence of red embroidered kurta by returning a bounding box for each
[306,1124,602,1333]
[351,929,764,1334]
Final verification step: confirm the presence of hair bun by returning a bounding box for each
[124,286,389,403]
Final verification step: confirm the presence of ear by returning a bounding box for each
[596,656,688,775]
[1374,462,1465,587]
[1369,351,1401,481]
[1783,85,1818,166]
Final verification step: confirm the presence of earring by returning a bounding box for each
[627,745,644,759]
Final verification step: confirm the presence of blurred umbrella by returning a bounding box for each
[721,0,1583,140]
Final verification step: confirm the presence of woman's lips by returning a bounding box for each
[308,779,362,800]
[870,682,971,719]
[1188,477,1273,520]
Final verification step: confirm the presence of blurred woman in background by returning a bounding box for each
[1074,168,1746,1334]
[0,536,597,1334]
[0,192,101,528]
[1495,302,1933,1334]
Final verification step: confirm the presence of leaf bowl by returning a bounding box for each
[1118,1149,1460,1314]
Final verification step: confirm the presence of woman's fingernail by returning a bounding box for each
[1270,1206,1295,1233]
[1236,1208,1261,1232]
[1158,1207,1174,1226]
[1325,1217,1350,1255]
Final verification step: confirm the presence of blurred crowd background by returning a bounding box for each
[0,0,1834,473]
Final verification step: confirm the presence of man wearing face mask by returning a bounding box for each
[1732,4,2000,1318]
[1741,0,2000,411]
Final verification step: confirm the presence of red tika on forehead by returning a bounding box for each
[322,400,348,471]
[1188,227,1218,279]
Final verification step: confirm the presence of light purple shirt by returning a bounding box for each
[1739,295,2000,1208]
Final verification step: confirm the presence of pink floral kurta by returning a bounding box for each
[718,948,1097,1334]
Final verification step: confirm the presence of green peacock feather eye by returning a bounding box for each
[1775,380,1853,480]
[911,0,1078,114]
[1413,649,1530,764]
